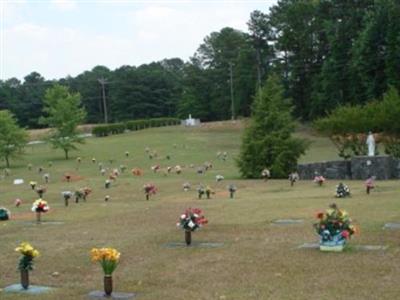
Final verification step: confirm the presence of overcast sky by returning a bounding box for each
[0,0,276,81]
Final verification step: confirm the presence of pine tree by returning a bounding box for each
[237,75,308,178]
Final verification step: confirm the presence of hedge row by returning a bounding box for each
[92,118,181,137]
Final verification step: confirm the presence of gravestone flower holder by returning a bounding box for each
[205,186,213,199]
[90,247,120,297]
[335,183,351,198]
[289,172,299,187]
[15,242,39,290]
[143,184,157,201]
[36,186,47,198]
[105,180,111,189]
[62,191,72,207]
[177,208,208,246]
[31,199,49,224]
[228,184,237,199]
[197,186,205,199]
[314,175,325,186]
[29,181,37,190]
[314,203,355,252]
[365,178,374,194]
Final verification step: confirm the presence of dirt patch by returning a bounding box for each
[62,173,85,182]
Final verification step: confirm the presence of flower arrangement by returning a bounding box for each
[62,191,73,206]
[31,199,49,213]
[131,168,143,176]
[15,198,22,207]
[197,185,205,199]
[288,172,299,186]
[91,247,120,275]
[143,183,157,200]
[75,187,92,203]
[205,186,213,199]
[175,165,182,174]
[29,181,37,190]
[335,183,351,198]
[151,165,160,173]
[0,207,10,221]
[183,182,191,192]
[261,168,270,180]
[216,175,224,182]
[365,176,375,194]
[314,203,356,251]
[228,184,237,198]
[16,242,39,271]
[35,186,47,198]
[43,173,50,183]
[90,247,121,296]
[105,179,111,189]
[15,242,40,289]
[177,208,208,245]
[313,175,325,186]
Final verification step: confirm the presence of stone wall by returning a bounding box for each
[298,155,400,180]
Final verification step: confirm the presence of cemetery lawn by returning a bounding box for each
[1,122,400,300]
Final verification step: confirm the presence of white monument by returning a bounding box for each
[182,114,200,127]
[366,131,375,157]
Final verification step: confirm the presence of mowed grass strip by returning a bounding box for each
[1,123,400,300]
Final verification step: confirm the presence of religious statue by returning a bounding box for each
[366,131,375,157]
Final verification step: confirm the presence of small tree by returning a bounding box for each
[237,75,308,178]
[0,110,28,168]
[40,85,86,159]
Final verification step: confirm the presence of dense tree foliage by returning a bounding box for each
[40,85,86,159]
[315,86,400,158]
[0,1,399,128]
[0,110,27,167]
[237,75,308,178]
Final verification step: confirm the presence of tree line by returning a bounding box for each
[0,0,399,128]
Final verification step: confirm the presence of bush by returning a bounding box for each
[92,118,181,137]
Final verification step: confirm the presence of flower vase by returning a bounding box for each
[185,230,192,246]
[20,269,29,289]
[104,275,113,296]
[36,212,41,223]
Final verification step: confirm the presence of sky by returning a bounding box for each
[0,0,276,81]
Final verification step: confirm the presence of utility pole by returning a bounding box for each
[229,62,235,120]
[98,78,108,124]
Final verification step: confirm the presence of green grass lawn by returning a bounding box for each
[1,122,400,300]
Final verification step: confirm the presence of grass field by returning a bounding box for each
[1,122,400,300]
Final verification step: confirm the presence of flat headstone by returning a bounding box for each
[163,241,224,249]
[383,223,400,229]
[3,284,55,294]
[88,291,135,299]
[297,243,319,249]
[354,245,388,251]
[273,219,304,225]
[20,221,64,225]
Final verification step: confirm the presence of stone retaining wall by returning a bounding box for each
[298,155,400,180]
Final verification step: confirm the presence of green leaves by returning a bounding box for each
[237,75,308,178]
[40,85,86,159]
[0,110,27,167]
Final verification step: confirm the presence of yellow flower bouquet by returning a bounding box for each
[15,242,39,271]
[90,247,120,275]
